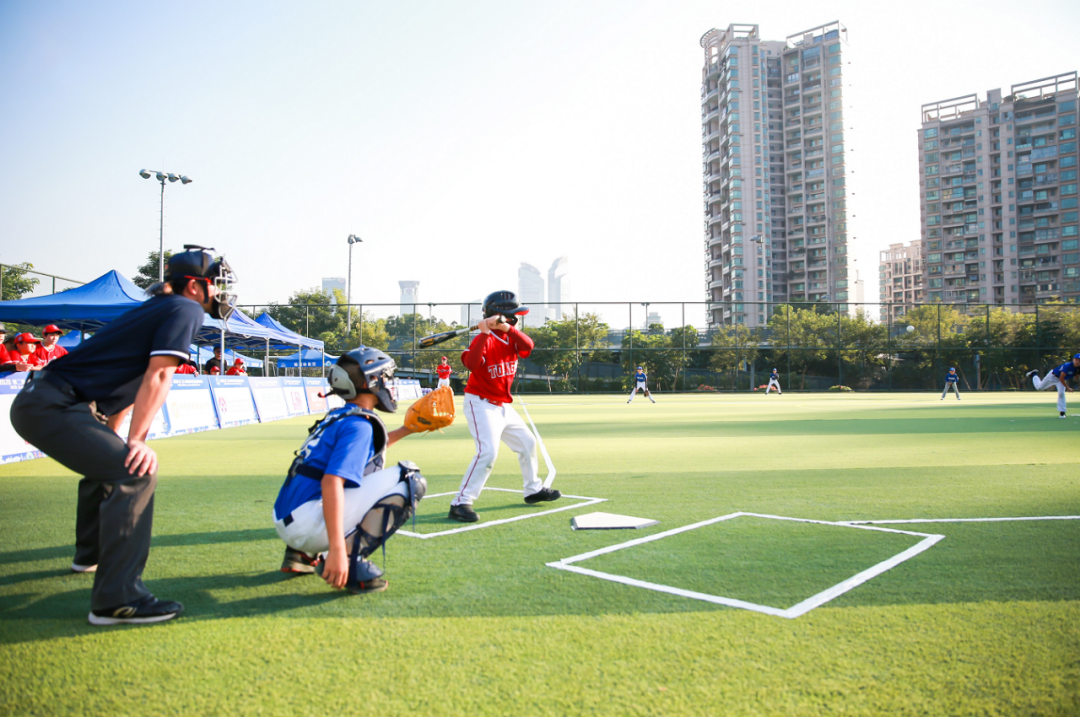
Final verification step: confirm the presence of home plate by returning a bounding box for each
[571,512,659,530]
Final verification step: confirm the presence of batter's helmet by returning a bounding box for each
[327,346,398,412]
[482,290,529,326]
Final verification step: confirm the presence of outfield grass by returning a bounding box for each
[1,393,1078,715]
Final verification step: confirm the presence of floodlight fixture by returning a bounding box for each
[167,173,179,182]
[139,169,151,179]
[139,167,194,282]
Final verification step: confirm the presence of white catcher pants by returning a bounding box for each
[1033,373,1067,413]
[273,466,409,557]
[766,379,781,394]
[452,393,541,506]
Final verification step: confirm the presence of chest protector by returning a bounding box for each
[285,406,388,485]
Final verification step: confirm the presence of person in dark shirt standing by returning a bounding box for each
[204,346,223,375]
[10,246,237,625]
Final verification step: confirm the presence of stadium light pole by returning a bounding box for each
[346,234,362,336]
[139,169,193,282]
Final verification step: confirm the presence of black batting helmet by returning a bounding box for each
[327,346,397,412]
[482,290,529,326]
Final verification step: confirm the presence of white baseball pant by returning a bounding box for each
[437,378,451,389]
[941,383,960,399]
[628,382,648,401]
[1032,373,1067,413]
[273,466,409,557]
[766,379,781,394]
[451,393,541,506]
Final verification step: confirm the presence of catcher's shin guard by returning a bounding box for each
[351,462,428,562]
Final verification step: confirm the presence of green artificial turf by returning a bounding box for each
[1,393,1078,715]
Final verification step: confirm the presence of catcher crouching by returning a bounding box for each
[272,346,454,593]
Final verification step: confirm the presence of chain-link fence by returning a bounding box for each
[238,301,1080,393]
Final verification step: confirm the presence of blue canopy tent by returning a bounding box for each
[194,346,264,369]
[276,347,338,369]
[254,312,328,376]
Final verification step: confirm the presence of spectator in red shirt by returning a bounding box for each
[0,324,31,373]
[175,359,198,375]
[447,290,560,523]
[13,333,47,372]
[225,357,247,376]
[36,325,69,365]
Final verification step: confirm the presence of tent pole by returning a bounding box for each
[266,339,270,378]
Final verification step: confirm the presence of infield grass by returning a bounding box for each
[1,393,1078,715]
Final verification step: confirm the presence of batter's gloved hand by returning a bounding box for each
[404,386,456,432]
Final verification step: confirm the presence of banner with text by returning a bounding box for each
[282,377,310,417]
[209,376,259,429]
[0,375,43,464]
[164,376,219,435]
[249,377,289,423]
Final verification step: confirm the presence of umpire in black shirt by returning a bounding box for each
[10,246,237,625]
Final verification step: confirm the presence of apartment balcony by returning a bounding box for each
[704,129,722,143]
[808,259,828,268]
[703,107,721,123]
[806,168,825,178]
[702,88,719,104]
[708,214,726,226]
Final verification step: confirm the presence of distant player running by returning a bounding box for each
[436,356,453,390]
[765,368,782,395]
[627,366,655,403]
[940,367,961,401]
[1026,353,1080,418]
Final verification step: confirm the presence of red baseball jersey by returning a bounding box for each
[35,344,68,365]
[225,366,246,376]
[175,363,198,375]
[16,350,46,369]
[461,327,533,404]
[436,364,453,379]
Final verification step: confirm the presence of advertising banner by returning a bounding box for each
[164,376,219,435]
[282,377,310,417]
[115,405,170,441]
[303,377,328,414]
[249,377,289,423]
[0,374,44,464]
[209,376,259,429]
[390,379,423,401]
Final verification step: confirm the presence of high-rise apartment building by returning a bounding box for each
[919,72,1079,306]
[547,256,570,320]
[322,277,346,304]
[878,242,924,323]
[701,21,858,327]
[518,263,544,309]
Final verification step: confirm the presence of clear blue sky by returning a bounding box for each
[2,0,1079,323]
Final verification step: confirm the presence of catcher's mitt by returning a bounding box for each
[404,386,456,432]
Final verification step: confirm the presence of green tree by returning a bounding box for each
[1,262,40,301]
[708,323,760,390]
[132,250,175,289]
[524,312,611,391]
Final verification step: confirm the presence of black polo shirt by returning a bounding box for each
[45,294,205,415]
[204,357,222,374]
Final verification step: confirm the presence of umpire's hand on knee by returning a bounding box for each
[124,439,158,477]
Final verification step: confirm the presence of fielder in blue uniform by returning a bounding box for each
[627,366,655,403]
[1026,353,1080,418]
[941,367,961,400]
[765,368,782,395]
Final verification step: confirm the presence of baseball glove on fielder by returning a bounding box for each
[404,386,456,432]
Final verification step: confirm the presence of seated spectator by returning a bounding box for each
[225,357,247,376]
[209,365,221,375]
[175,359,199,375]
[36,325,69,365]
[12,333,47,371]
[0,324,31,373]
[204,346,223,375]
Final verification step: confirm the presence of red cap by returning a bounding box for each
[15,333,42,344]
[441,356,447,360]
[43,325,63,335]
[234,357,244,365]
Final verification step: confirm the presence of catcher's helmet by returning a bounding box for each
[482,290,529,326]
[164,245,238,321]
[327,346,397,412]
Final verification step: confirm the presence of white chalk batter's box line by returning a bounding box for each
[547,512,1080,619]
[397,487,606,540]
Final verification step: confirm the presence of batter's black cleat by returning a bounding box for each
[88,595,184,626]
[525,487,562,504]
[448,504,479,523]
[281,547,321,574]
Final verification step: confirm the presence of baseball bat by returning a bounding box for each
[418,325,475,348]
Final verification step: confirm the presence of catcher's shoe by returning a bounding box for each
[525,487,561,504]
[448,504,479,523]
[281,547,321,574]
[89,595,184,626]
[71,562,98,573]
[317,557,389,594]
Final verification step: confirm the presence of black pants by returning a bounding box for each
[10,377,156,611]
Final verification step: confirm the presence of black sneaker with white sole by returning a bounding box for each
[448,504,479,523]
[89,595,184,626]
[524,487,561,504]
[1027,370,1039,378]
[281,547,321,574]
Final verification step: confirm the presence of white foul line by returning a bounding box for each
[840,515,1080,525]
[519,401,557,489]
[546,511,944,619]
[398,487,605,539]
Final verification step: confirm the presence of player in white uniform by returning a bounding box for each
[765,368,782,395]
[941,367,961,400]
[627,366,655,403]
[1026,353,1080,418]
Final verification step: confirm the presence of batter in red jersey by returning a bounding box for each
[448,291,561,523]
[435,356,453,390]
